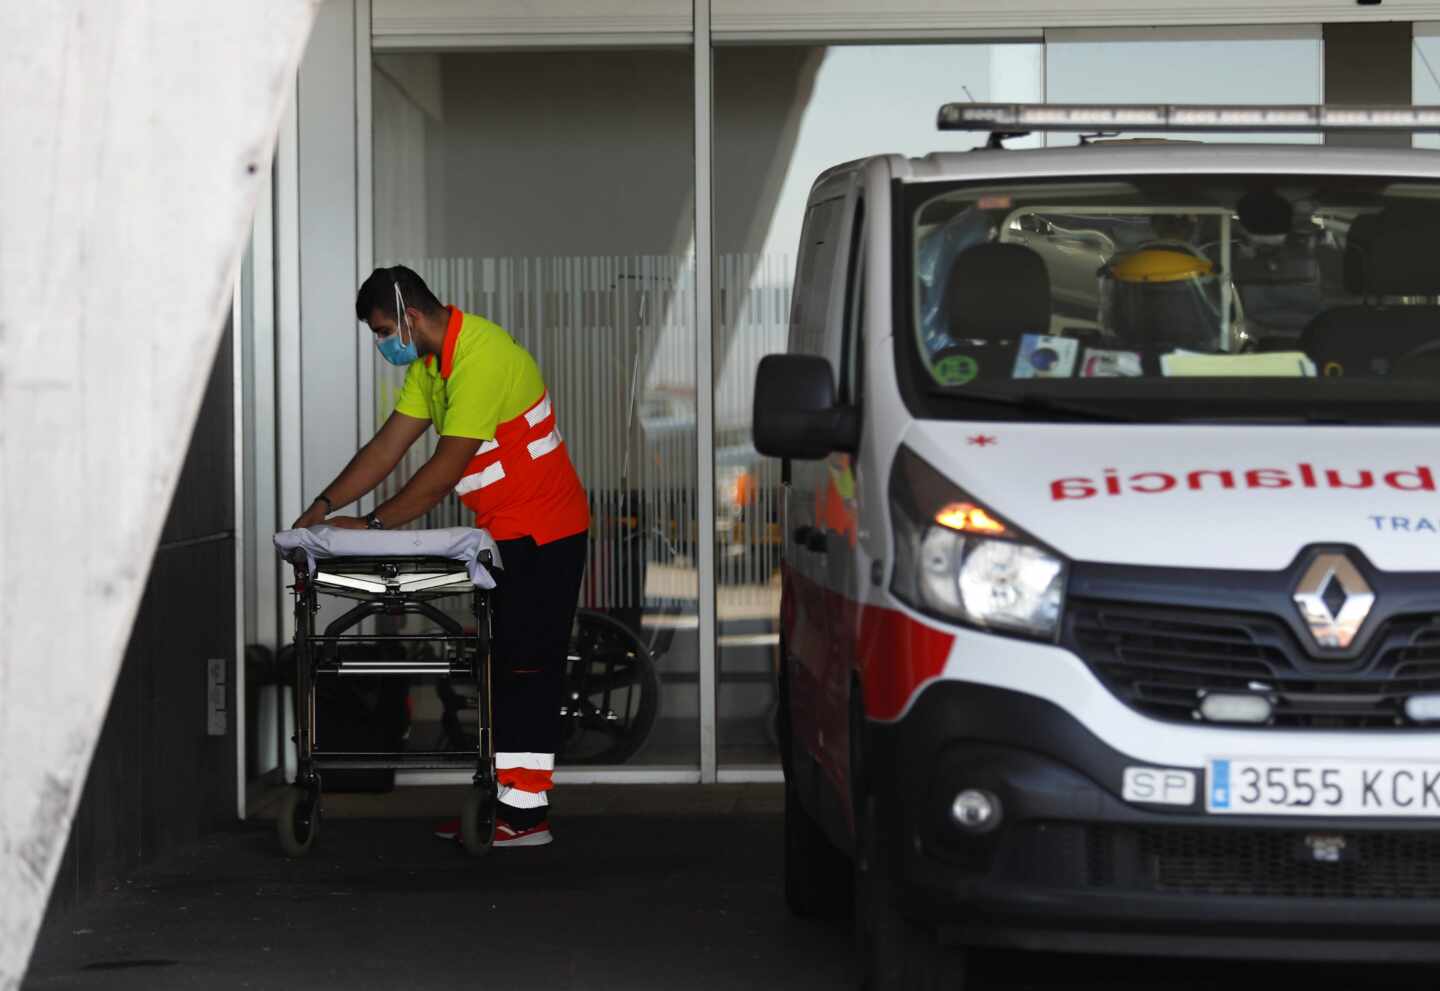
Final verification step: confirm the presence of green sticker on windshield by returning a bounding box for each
[933,355,978,386]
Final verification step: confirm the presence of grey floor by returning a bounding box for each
[22,786,1440,990]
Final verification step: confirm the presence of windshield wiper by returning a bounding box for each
[1168,413,1344,425]
[929,387,1141,422]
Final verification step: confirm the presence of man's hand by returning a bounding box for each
[291,501,328,529]
[325,516,369,530]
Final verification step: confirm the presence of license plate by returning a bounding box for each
[1207,758,1440,816]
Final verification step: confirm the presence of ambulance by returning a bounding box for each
[754,104,1440,989]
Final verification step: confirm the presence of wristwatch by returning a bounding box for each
[364,510,384,530]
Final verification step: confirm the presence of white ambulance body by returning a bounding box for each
[756,105,1440,988]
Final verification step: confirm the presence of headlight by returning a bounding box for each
[892,447,1067,640]
[919,526,1064,635]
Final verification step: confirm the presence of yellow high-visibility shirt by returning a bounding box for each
[394,306,589,543]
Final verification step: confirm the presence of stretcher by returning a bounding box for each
[272,525,502,857]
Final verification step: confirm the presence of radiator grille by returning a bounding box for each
[1067,601,1440,728]
[1088,825,1440,899]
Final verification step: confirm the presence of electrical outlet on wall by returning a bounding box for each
[207,658,227,736]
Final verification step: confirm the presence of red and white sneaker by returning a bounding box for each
[494,819,552,848]
[433,816,552,847]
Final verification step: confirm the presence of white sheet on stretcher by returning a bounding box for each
[273,526,502,589]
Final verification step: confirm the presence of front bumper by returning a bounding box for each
[871,682,1440,959]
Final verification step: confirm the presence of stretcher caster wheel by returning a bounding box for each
[460,786,496,857]
[276,786,320,857]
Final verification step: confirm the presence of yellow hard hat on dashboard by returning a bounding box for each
[1106,248,1215,284]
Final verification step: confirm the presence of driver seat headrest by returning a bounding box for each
[943,243,1052,340]
[1344,210,1440,296]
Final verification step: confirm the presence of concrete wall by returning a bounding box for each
[42,327,238,919]
[1,3,313,981]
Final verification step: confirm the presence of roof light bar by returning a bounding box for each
[938,103,1440,133]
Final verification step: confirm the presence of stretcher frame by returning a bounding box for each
[277,552,497,857]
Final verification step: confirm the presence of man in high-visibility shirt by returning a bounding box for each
[291,265,589,848]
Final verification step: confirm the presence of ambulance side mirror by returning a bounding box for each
[752,354,859,460]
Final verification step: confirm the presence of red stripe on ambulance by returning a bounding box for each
[858,605,955,722]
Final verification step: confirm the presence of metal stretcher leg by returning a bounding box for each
[274,556,498,858]
[276,570,323,857]
[461,587,498,856]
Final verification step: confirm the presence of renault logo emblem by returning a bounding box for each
[1293,553,1374,650]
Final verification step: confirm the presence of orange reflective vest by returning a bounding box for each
[395,307,590,544]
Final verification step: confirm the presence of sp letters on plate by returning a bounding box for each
[1122,766,1196,806]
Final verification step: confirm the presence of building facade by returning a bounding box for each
[233,1,1440,797]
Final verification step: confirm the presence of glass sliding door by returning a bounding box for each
[372,49,699,770]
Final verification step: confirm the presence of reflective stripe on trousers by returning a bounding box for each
[497,751,554,809]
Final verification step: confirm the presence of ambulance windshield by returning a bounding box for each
[909,174,1440,421]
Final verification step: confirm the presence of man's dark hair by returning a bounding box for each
[355,265,445,322]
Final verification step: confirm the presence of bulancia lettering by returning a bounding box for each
[1050,464,1437,501]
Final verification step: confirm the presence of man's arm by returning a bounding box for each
[290,411,431,527]
[364,434,482,528]
[326,435,481,529]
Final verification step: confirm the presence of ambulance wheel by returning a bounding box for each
[460,785,496,856]
[275,786,320,858]
[856,797,965,991]
[784,773,853,918]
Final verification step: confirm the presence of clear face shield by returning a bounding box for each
[1098,248,1245,353]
